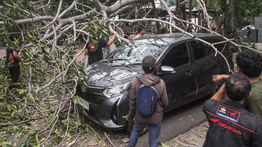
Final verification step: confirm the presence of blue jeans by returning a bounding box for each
[247,36,251,45]
[127,121,162,147]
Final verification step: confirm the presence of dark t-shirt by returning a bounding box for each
[203,99,262,147]
[247,30,251,37]
[6,47,19,68]
[86,39,107,65]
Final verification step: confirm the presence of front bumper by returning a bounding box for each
[75,87,129,130]
[77,103,125,130]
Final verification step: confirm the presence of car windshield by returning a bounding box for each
[105,42,166,65]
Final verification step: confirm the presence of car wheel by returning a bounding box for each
[126,117,148,136]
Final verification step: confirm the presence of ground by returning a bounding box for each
[164,121,208,147]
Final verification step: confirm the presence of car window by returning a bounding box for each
[205,38,228,53]
[190,41,213,60]
[162,43,189,68]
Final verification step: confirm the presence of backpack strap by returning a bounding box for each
[136,77,143,85]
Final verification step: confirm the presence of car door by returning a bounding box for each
[188,39,215,96]
[157,42,197,111]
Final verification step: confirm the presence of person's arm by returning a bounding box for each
[211,84,225,102]
[106,32,117,46]
[126,79,137,121]
[251,121,262,146]
[212,74,229,83]
[84,48,89,55]
[13,51,24,62]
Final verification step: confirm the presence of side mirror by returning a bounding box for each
[161,66,176,73]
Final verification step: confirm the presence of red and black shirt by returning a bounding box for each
[203,99,262,147]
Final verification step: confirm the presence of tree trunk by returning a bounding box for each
[151,0,161,34]
[189,0,192,21]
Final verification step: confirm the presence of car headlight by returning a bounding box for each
[103,82,130,98]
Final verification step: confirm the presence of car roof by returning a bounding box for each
[133,33,222,45]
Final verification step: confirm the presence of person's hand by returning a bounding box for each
[212,75,228,83]
[114,32,117,36]
[20,58,24,62]
[220,84,226,93]
[126,115,129,121]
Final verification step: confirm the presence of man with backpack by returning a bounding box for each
[126,55,169,147]
[6,41,24,89]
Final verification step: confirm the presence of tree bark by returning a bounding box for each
[151,0,161,33]
[189,0,192,21]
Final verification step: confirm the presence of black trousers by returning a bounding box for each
[8,65,20,84]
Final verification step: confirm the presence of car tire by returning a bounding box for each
[126,117,148,136]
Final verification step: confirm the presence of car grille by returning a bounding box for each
[76,85,106,105]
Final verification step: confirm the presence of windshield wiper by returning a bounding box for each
[124,62,141,68]
[150,43,161,48]
[103,58,129,63]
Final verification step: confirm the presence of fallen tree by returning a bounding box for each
[0,0,259,146]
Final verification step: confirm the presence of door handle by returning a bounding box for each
[186,70,193,76]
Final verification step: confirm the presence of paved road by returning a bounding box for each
[135,97,207,147]
[83,97,208,147]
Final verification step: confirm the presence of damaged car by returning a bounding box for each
[75,33,233,134]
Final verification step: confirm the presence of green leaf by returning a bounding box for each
[101,29,109,36]
[0,30,5,35]
[72,96,77,104]
[102,142,107,146]
[122,138,129,143]
[39,41,46,48]
[28,131,35,135]
[159,142,168,147]
[6,105,11,112]
[27,32,33,39]
[15,133,23,139]
[35,134,39,143]
[3,1,12,8]
[85,127,89,133]
[0,141,12,145]
[40,48,48,55]
[16,89,25,95]
[94,22,102,29]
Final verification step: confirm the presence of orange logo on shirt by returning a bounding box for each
[88,43,98,52]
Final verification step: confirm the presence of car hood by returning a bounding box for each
[83,62,140,87]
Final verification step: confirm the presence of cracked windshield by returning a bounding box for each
[106,43,166,65]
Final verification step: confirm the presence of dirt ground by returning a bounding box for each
[164,121,208,147]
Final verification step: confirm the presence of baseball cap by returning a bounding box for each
[142,55,156,70]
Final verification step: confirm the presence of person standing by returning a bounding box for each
[133,26,145,39]
[126,55,169,147]
[246,27,252,45]
[211,25,216,32]
[6,41,24,89]
[84,32,117,65]
[212,50,262,118]
[203,73,262,147]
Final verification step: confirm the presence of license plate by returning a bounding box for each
[77,97,89,111]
